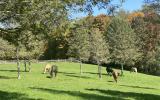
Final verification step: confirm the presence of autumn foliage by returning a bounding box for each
[128,12,145,22]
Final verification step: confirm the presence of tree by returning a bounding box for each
[89,28,109,78]
[68,15,110,77]
[0,38,15,60]
[0,0,67,79]
[127,12,145,22]
[106,17,139,75]
[93,14,111,33]
[131,6,160,74]
[144,0,160,13]
[68,19,90,62]
[0,0,123,79]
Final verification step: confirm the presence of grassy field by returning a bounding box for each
[0,62,160,100]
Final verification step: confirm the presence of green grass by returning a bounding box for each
[0,62,160,100]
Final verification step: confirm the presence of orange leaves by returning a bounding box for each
[127,12,145,22]
[93,14,111,32]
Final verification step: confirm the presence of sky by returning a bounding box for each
[71,0,145,19]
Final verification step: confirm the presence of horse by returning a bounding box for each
[130,67,137,73]
[43,64,52,74]
[106,67,120,83]
[50,65,58,78]
[112,70,120,83]
[106,66,113,76]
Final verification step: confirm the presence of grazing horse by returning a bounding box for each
[50,65,58,78]
[106,67,120,83]
[106,66,113,76]
[130,67,137,73]
[43,64,52,74]
[112,70,120,83]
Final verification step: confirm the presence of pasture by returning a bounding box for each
[0,62,160,100]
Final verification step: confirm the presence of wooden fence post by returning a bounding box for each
[80,61,82,75]
[98,61,102,79]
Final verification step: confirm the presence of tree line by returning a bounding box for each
[0,0,160,75]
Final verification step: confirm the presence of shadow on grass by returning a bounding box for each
[0,90,43,100]
[119,84,159,90]
[0,75,17,79]
[30,87,124,100]
[83,72,106,75]
[0,69,25,72]
[86,88,160,100]
[59,71,92,79]
[46,76,57,79]
[58,71,76,75]
[107,81,115,83]
[65,74,92,79]
[46,76,52,78]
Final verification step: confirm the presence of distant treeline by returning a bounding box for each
[0,1,160,75]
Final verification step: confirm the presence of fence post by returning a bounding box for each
[24,60,27,72]
[98,61,102,79]
[80,61,82,75]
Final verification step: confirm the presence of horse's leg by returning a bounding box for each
[112,71,118,83]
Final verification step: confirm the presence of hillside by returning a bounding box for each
[0,62,160,100]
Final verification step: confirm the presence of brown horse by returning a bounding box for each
[106,67,120,83]
[112,70,120,83]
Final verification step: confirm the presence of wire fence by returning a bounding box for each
[0,58,82,64]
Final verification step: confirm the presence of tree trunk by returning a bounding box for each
[16,47,20,79]
[121,63,124,76]
[28,59,31,72]
[80,61,82,75]
[24,60,27,72]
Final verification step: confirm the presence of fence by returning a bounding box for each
[0,58,82,64]
[0,58,83,74]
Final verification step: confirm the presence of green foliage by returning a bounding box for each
[131,17,147,64]
[89,28,109,63]
[0,0,70,60]
[116,9,129,19]
[68,19,90,61]
[0,0,114,61]
[144,0,160,13]
[42,21,71,59]
[131,13,160,73]
[106,17,140,66]
[0,38,16,59]
[68,16,110,63]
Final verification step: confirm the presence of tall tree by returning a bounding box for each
[106,17,139,75]
[68,19,90,62]
[68,15,110,78]
[144,0,160,13]
[0,0,68,79]
[89,28,109,78]
[131,12,160,73]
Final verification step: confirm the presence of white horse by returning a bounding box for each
[43,64,52,74]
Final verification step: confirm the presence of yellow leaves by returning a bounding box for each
[127,12,145,22]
